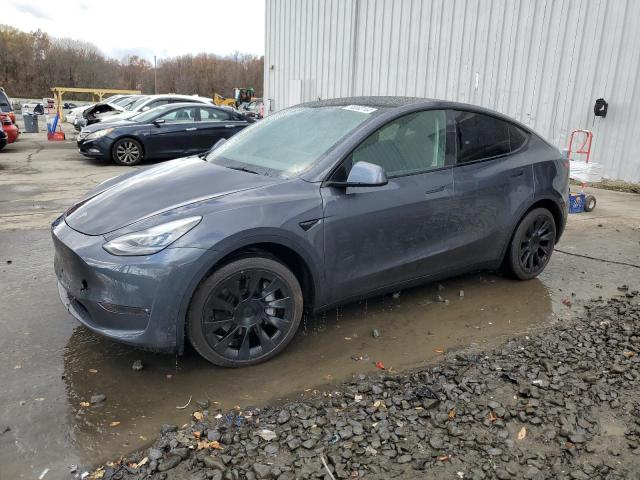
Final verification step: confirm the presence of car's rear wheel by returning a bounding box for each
[505,208,556,280]
[112,138,143,166]
[187,256,303,367]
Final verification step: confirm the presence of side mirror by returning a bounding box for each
[328,161,388,188]
[153,118,165,127]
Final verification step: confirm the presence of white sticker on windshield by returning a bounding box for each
[342,105,377,114]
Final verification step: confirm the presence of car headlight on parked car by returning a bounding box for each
[103,216,202,256]
[85,128,114,141]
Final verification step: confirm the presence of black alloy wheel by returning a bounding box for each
[506,208,556,280]
[188,257,303,367]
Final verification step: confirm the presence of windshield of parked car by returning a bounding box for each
[206,106,376,176]
[111,96,132,106]
[129,105,171,123]
[126,96,151,111]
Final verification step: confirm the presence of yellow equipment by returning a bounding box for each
[213,88,256,108]
[213,93,236,107]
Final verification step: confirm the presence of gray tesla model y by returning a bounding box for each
[53,97,568,367]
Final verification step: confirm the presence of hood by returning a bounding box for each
[98,111,137,124]
[81,119,136,134]
[65,157,281,235]
[72,105,93,115]
[83,102,124,119]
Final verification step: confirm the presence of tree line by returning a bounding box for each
[0,25,263,100]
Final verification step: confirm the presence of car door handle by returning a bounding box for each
[185,127,197,131]
[425,185,446,195]
[510,169,524,178]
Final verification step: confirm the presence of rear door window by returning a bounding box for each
[199,107,232,121]
[454,111,512,163]
[509,124,528,152]
[160,107,197,123]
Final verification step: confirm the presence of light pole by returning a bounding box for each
[154,55,157,94]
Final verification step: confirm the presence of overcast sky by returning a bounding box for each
[2,0,265,60]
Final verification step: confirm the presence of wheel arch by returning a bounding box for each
[499,196,565,266]
[175,237,320,354]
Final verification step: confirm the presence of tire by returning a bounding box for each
[187,256,303,367]
[584,195,596,212]
[112,138,144,166]
[505,208,556,280]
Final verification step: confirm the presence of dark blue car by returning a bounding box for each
[54,97,569,367]
[77,103,250,165]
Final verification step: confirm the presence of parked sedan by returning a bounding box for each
[1,113,19,143]
[0,128,7,151]
[77,103,250,165]
[54,97,568,367]
[0,87,16,123]
[95,94,214,125]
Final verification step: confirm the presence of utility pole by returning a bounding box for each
[154,55,157,94]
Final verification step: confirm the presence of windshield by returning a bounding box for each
[125,96,150,111]
[112,96,132,106]
[206,106,376,176]
[130,105,170,123]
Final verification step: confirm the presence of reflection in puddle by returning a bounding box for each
[61,272,552,465]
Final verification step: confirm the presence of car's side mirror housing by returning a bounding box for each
[153,119,165,127]
[327,161,388,188]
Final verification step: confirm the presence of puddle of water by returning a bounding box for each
[55,273,552,468]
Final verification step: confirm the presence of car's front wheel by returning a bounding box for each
[112,138,144,166]
[187,256,303,367]
[505,208,556,280]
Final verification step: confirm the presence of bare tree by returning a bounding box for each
[0,24,263,100]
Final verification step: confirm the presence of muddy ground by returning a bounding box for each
[89,294,640,480]
[0,118,639,479]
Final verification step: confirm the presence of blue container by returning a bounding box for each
[569,192,585,214]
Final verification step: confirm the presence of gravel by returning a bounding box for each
[89,394,106,405]
[86,295,640,480]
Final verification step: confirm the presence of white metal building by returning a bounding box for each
[264,0,640,183]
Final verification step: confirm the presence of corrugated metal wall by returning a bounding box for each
[264,0,640,183]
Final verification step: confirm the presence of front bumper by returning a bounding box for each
[77,137,110,159]
[52,216,206,352]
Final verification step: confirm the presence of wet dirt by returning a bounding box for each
[1,126,639,479]
[60,273,551,459]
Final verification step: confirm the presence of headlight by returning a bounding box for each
[85,128,113,141]
[103,216,201,256]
